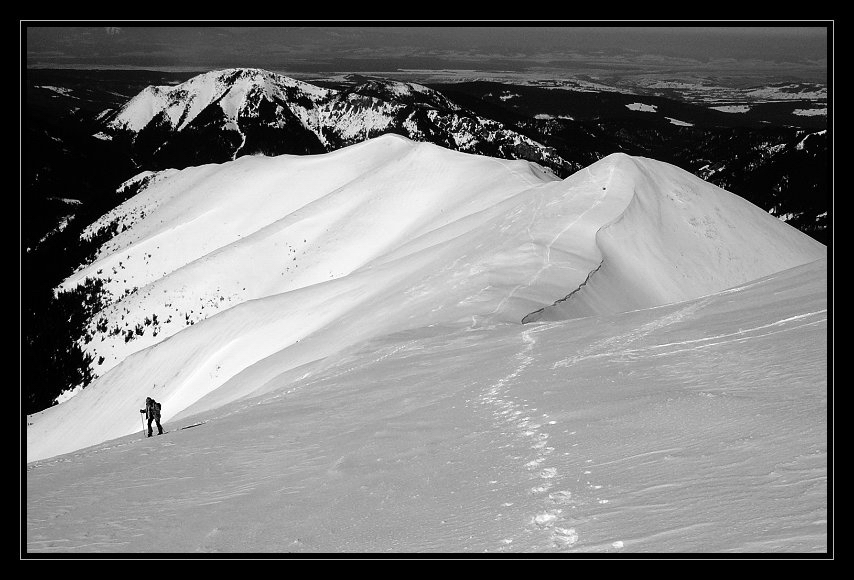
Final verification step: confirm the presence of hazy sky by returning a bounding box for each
[24,24,829,82]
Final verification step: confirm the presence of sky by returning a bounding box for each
[23,25,829,83]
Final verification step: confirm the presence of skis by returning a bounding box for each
[146,421,207,438]
[139,420,208,440]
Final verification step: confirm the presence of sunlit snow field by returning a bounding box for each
[26,258,827,554]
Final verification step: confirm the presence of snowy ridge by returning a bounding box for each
[525,154,825,321]
[29,136,824,463]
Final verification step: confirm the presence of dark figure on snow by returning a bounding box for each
[142,397,163,437]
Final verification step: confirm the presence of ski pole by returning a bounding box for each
[140,409,146,437]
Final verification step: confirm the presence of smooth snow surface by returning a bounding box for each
[29,135,824,465]
[26,258,828,553]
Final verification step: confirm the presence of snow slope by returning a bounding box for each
[524,154,825,321]
[25,257,828,553]
[28,135,824,465]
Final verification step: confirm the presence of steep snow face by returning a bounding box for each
[30,136,824,463]
[525,154,826,321]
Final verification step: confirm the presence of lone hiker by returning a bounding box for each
[141,396,164,437]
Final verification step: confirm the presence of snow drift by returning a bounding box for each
[523,153,825,321]
[27,135,825,463]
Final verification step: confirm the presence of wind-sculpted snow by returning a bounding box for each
[29,135,824,463]
[523,154,825,321]
[26,258,827,552]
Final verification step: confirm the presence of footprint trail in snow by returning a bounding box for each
[468,326,584,551]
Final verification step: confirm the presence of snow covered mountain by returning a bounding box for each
[28,134,825,464]
[100,68,574,175]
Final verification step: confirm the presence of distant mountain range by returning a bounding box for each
[97,68,575,176]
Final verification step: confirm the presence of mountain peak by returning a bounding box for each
[106,67,330,134]
[99,68,575,175]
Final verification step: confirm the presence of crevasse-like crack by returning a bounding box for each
[520,259,604,324]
